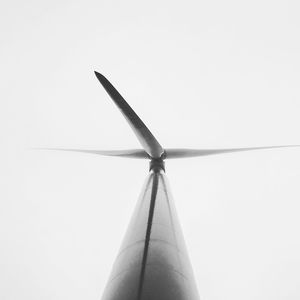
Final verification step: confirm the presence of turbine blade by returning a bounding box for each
[33,148,148,159]
[94,71,164,159]
[165,145,300,159]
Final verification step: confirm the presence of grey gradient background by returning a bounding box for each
[1,1,300,299]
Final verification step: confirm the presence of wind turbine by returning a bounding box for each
[40,72,299,300]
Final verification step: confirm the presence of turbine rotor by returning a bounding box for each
[34,72,300,171]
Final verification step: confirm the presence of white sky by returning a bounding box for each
[1,1,300,299]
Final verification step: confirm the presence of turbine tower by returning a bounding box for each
[41,72,299,300]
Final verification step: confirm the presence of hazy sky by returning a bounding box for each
[1,1,300,299]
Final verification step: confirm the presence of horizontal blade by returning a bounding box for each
[94,72,164,159]
[33,148,149,159]
[165,145,300,159]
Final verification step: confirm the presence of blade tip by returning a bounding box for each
[94,70,104,80]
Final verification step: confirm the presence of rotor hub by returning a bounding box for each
[149,158,165,172]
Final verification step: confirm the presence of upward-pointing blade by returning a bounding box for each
[94,71,164,159]
[165,145,300,159]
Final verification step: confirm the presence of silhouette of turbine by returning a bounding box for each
[37,72,300,300]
